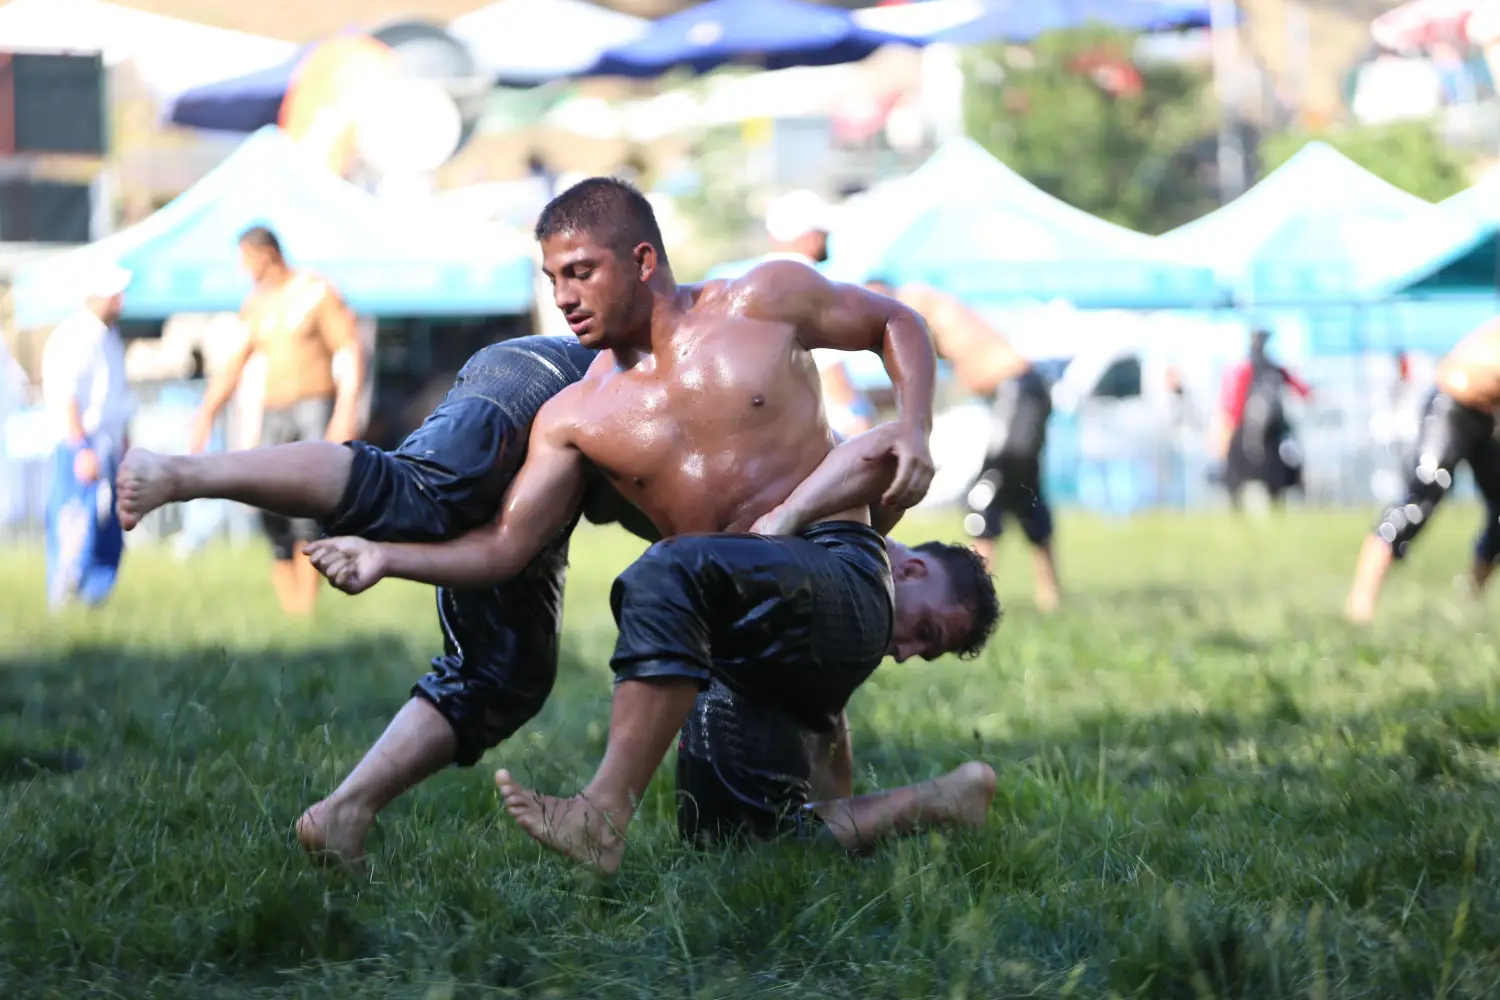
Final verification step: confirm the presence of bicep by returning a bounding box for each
[318,294,358,353]
[493,407,588,539]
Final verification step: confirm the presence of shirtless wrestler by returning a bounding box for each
[117,345,998,866]
[188,226,365,616]
[865,278,1060,611]
[304,178,1002,872]
[1346,319,1500,623]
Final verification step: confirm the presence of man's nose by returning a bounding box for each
[890,642,916,663]
[553,282,579,310]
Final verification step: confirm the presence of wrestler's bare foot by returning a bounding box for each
[116,448,180,531]
[495,769,627,874]
[295,797,374,871]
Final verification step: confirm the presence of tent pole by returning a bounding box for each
[1209,0,1244,204]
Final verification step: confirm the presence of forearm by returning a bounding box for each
[809,712,854,802]
[329,348,365,425]
[881,313,937,432]
[375,526,540,589]
[777,427,899,532]
[63,399,87,445]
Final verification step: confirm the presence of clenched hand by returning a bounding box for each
[303,536,387,595]
[882,421,934,508]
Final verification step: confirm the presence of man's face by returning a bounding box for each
[799,229,829,264]
[89,292,123,325]
[888,550,973,662]
[239,242,276,283]
[541,230,649,350]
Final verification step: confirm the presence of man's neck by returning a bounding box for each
[612,280,687,366]
[259,265,293,290]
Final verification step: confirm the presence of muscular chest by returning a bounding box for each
[246,286,323,352]
[576,332,813,494]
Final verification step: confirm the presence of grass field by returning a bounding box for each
[3,508,1500,998]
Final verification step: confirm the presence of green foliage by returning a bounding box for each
[664,124,759,282]
[5,509,1500,997]
[962,27,1220,234]
[1260,119,1475,201]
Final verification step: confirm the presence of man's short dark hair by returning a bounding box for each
[239,225,283,257]
[533,177,668,266]
[914,541,1002,660]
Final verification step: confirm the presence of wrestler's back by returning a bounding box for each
[244,273,338,408]
[1437,320,1500,410]
[571,297,863,537]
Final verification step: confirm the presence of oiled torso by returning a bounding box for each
[244,272,338,408]
[1437,320,1500,410]
[571,298,854,537]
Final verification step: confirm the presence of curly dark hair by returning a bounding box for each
[913,541,1002,659]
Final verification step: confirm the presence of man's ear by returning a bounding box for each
[634,243,657,282]
[892,553,928,582]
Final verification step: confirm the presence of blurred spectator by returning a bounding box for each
[1215,328,1313,510]
[41,266,134,610]
[189,226,364,617]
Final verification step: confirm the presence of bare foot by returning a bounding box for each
[295,797,373,871]
[1035,587,1060,614]
[495,769,627,874]
[926,760,998,829]
[116,448,179,531]
[1344,597,1375,625]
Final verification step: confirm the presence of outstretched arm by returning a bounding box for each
[741,261,937,507]
[306,394,590,593]
[749,423,907,536]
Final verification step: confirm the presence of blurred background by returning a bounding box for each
[3,0,1499,546]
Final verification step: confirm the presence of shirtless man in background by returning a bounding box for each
[1345,318,1500,623]
[866,278,1060,611]
[307,178,1001,872]
[189,226,364,616]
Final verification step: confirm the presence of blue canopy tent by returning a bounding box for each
[907,0,1227,45]
[165,47,308,132]
[826,137,1223,310]
[1159,141,1435,305]
[580,0,921,78]
[12,127,535,326]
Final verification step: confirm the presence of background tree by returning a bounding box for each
[962,27,1220,234]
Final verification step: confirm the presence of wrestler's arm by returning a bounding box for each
[316,287,364,441]
[809,711,854,802]
[313,392,590,591]
[190,331,255,453]
[742,261,937,506]
[749,423,906,536]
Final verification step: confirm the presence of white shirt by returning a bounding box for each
[40,308,133,450]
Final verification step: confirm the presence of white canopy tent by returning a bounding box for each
[0,0,296,103]
[448,0,650,86]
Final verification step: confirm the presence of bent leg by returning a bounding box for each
[1347,391,1483,623]
[304,577,564,867]
[500,528,892,872]
[298,697,458,867]
[811,761,997,852]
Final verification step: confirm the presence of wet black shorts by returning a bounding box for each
[675,681,833,846]
[966,368,1053,544]
[322,335,599,765]
[1376,389,1500,563]
[609,520,894,736]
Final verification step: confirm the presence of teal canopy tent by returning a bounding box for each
[13,127,535,326]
